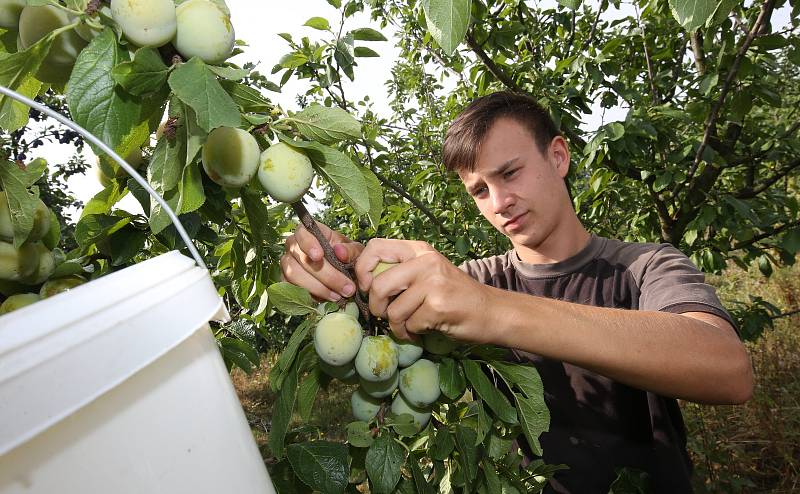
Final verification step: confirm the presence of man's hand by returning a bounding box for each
[354,238,493,343]
[281,221,364,301]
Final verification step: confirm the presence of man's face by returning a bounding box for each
[458,117,571,250]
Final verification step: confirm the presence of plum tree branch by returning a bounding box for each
[731,218,800,251]
[734,158,800,199]
[290,201,372,327]
[675,0,776,199]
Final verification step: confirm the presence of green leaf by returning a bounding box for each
[279,52,308,69]
[454,425,479,486]
[242,189,278,248]
[0,160,41,247]
[0,34,49,131]
[221,80,273,113]
[278,138,370,215]
[346,421,375,448]
[439,357,467,400]
[514,393,550,457]
[366,433,405,494]
[430,426,455,460]
[653,171,672,192]
[408,453,433,494]
[111,47,169,96]
[81,180,128,218]
[334,34,355,68]
[707,0,739,27]
[304,16,330,30]
[556,0,581,9]
[350,28,388,41]
[67,29,140,154]
[488,361,544,400]
[297,368,325,422]
[421,0,471,56]
[74,214,132,250]
[268,282,317,316]
[354,46,380,58]
[287,441,349,494]
[462,359,518,424]
[481,459,502,492]
[669,0,717,31]
[361,167,383,229]
[388,413,419,437]
[486,429,514,459]
[167,57,241,133]
[269,360,300,459]
[287,104,362,144]
[271,324,314,392]
[207,65,249,81]
[218,336,260,373]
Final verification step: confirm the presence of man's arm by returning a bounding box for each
[355,238,754,406]
[486,289,753,404]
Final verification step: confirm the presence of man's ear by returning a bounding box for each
[549,136,571,178]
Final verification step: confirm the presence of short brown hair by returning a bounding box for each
[442,91,561,173]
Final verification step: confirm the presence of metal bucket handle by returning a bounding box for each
[0,85,207,270]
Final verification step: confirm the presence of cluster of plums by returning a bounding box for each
[314,295,459,432]
[0,192,85,315]
[0,0,236,84]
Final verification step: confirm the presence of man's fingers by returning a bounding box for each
[334,242,364,264]
[280,254,341,301]
[287,240,356,298]
[386,284,426,341]
[293,224,327,262]
[355,239,428,291]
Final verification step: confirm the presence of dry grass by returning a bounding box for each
[231,354,351,458]
[683,262,800,493]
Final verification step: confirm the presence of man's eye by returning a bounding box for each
[474,187,487,197]
[504,169,517,179]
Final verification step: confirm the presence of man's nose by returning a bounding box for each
[491,187,513,214]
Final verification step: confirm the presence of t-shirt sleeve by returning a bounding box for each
[638,244,736,329]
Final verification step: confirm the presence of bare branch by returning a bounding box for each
[465,30,524,93]
[690,31,706,75]
[580,0,606,52]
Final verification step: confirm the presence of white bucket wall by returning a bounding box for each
[0,252,275,494]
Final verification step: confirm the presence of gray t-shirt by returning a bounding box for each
[461,234,734,494]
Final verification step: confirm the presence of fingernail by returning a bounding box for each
[342,283,355,297]
[329,291,342,301]
[310,248,321,260]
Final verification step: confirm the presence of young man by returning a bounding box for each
[280,91,754,493]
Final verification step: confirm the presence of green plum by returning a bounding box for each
[110,0,177,47]
[0,293,40,315]
[39,275,86,299]
[390,393,431,432]
[391,333,424,368]
[399,359,441,407]
[355,335,399,383]
[201,127,260,188]
[359,370,398,399]
[174,0,235,64]
[313,312,363,366]
[258,142,314,203]
[351,388,383,422]
[423,331,459,355]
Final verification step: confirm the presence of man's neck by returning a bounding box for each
[514,218,591,265]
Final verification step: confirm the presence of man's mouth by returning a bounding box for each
[503,212,527,230]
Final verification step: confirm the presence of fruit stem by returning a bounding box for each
[290,201,372,329]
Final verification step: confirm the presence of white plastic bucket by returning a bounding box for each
[0,251,276,493]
